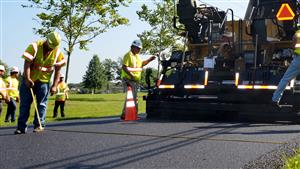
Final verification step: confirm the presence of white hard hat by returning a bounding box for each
[0,65,5,71]
[11,66,19,73]
[60,73,65,78]
[131,40,142,49]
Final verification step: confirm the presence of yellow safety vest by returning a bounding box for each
[121,51,143,82]
[55,82,69,101]
[22,40,66,83]
[294,30,300,55]
[0,77,7,100]
[6,76,19,99]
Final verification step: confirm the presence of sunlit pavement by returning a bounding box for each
[1,116,300,169]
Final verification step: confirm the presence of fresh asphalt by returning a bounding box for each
[1,116,300,169]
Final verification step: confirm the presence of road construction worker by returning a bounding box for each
[120,39,156,119]
[5,66,20,123]
[15,32,66,134]
[272,24,300,106]
[53,73,69,118]
[0,65,9,117]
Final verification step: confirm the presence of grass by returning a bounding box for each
[284,149,300,169]
[0,92,147,127]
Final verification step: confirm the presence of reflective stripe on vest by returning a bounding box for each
[23,43,38,61]
[127,67,142,72]
[32,48,61,73]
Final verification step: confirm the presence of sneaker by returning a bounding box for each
[33,126,44,133]
[14,129,26,135]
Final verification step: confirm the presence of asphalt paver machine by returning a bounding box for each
[144,0,300,121]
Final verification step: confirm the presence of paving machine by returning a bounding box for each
[144,0,300,122]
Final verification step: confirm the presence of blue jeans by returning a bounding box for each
[5,97,17,122]
[272,55,300,102]
[17,80,50,130]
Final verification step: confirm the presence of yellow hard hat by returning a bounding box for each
[47,32,61,49]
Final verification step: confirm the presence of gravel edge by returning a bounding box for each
[243,136,300,169]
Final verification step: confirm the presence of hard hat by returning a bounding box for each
[0,65,5,71]
[47,32,61,49]
[60,73,65,78]
[131,40,142,49]
[11,66,19,73]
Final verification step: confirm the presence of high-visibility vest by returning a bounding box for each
[22,40,66,83]
[0,77,7,99]
[121,51,143,82]
[6,76,19,99]
[55,82,69,101]
[294,30,300,55]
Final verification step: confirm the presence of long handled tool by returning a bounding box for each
[30,88,43,129]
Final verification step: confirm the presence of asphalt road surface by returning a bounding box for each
[1,116,300,169]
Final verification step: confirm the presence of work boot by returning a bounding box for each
[33,126,44,133]
[271,101,281,108]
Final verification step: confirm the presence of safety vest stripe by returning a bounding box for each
[32,43,37,55]
[295,43,300,48]
[23,52,34,60]
[54,59,66,66]
[0,88,6,91]
[127,67,142,72]
[6,87,18,90]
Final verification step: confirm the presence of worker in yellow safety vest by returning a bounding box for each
[272,23,300,107]
[0,65,9,117]
[53,73,69,118]
[5,66,19,123]
[120,39,156,119]
[15,32,66,134]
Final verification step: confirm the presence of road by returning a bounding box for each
[1,116,300,169]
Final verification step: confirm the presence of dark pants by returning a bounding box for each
[53,101,65,118]
[5,98,16,122]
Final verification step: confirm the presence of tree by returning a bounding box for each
[136,0,183,54]
[82,55,107,94]
[103,58,118,90]
[23,0,131,82]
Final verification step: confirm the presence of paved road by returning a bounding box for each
[1,116,300,169]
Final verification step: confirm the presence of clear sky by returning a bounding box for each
[0,0,248,83]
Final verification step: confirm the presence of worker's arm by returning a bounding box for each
[122,64,135,80]
[142,56,156,67]
[24,60,34,88]
[50,66,62,96]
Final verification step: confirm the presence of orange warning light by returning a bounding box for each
[276,3,295,21]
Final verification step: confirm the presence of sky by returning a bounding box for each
[0,0,248,83]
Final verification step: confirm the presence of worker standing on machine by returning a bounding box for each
[272,23,300,106]
[120,40,156,119]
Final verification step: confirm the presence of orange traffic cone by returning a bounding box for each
[124,86,138,121]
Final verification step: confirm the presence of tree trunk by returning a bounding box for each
[65,51,71,83]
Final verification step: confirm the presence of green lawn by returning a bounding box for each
[0,93,147,127]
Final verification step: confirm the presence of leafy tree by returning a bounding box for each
[103,58,118,90]
[23,0,131,82]
[82,55,107,94]
[136,0,183,54]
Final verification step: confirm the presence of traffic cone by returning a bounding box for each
[124,86,138,121]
